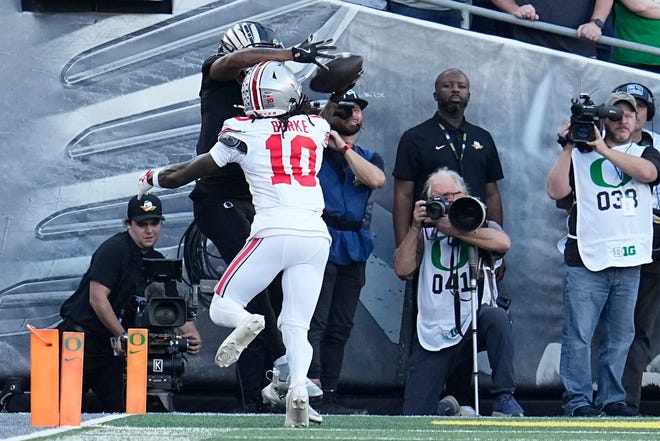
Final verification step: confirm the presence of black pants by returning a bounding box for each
[402,306,515,415]
[622,263,660,410]
[57,320,125,412]
[191,188,285,406]
[307,260,366,391]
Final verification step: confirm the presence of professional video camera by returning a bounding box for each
[128,258,198,411]
[568,93,623,151]
[424,195,486,232]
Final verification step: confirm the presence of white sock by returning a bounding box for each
[280,323,312,388]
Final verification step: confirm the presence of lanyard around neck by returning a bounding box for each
[438,122,467,164]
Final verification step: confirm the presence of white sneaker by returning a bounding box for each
[262,383,323,424]
[214,314,265,368]
[284,384,309,428]
[459,405,476,417]
[275,376,323,400]
[305,379,323,400]
[262,373,322,424]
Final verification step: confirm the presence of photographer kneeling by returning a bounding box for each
[58,194,201,412]
[394,167,524,416]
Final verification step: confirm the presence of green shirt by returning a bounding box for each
[612,2,660,67]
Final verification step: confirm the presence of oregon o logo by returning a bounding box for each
[64,336,82,351]
[431,238,469,270]
[590,158,632,188]
[129,332,146,347]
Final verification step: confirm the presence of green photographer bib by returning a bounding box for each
[572,144,652,271]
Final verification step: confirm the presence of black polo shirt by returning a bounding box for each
[393,112,504,202]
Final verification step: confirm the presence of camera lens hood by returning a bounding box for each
[448,197,486,232]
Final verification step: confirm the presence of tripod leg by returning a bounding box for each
[468,245,480,416]
[471,289,480,416]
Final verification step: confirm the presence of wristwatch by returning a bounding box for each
[590,18,604,29]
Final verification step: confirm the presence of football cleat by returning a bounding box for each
[214,314,265,368]
[284,384,309,428]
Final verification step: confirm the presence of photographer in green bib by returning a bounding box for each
[548,91,660,416]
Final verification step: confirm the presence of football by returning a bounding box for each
[309,53,363,93]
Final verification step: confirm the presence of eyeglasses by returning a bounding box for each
[436,191,463,199]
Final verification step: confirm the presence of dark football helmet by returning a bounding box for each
[219,21,283,54]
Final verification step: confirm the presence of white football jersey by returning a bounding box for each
[416,223,499,352]
[209,114,331,239]
[572,144,652,271]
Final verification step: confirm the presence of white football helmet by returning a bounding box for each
[241,61,302,117]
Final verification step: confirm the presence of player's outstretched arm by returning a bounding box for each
[210,35,335,82]
[210,47,293,82]
[137,154,219,197]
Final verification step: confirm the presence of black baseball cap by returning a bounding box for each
[339,89,368,110]
[126,194,165,223]
[613,83,653,107]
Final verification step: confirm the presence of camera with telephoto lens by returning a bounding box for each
[333,104,353,120]
[448,196,487,232]
[123,258,198,409]
[424,195,450,220]
[423,195,487,232]
[569,93,623,152]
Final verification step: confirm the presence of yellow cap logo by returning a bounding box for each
[140,200,157,212]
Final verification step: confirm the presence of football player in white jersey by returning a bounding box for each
[137,61,330,428]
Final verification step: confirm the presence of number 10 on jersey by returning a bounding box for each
[266,134,318,187]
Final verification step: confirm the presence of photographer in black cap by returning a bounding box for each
[58,194,201,412]
[310,89,385,414]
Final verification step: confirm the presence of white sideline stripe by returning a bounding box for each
[6,414,129,441]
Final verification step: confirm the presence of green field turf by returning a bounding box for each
[17,414,660,441]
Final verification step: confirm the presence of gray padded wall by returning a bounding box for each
[1,0,659,393]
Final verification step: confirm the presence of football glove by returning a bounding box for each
[137,169,154,199]
[291,35,336,70]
